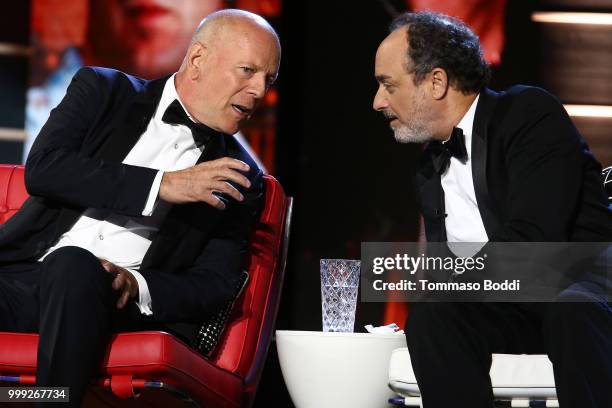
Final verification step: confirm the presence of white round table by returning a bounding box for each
[276,330,406,408]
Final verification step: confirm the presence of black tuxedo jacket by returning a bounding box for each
[416,86,612,243]
[0,67,264,325]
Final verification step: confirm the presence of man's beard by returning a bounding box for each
[392,121,432,144]
[387,93,434,144]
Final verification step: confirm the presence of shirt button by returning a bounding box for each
[174,143,179,150]
[98,234,104,240]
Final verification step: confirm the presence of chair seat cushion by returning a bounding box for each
[388,347,557,399]
[0,331,245,406]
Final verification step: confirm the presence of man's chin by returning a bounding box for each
[392,126,432,144]
[216,121,240,136]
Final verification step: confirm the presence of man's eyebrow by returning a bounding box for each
[375,74,391,83]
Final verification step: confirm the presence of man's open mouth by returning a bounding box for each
[232,104,251,116]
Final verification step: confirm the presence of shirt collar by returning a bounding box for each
[456,94,480,139]
[154,73,195,122]
[454,94,480,157]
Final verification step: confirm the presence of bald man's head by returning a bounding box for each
[192,9,280,49]
[175,9,281,134]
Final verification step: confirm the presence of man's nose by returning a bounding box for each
[248,75,267,99]
[373,87,387,111]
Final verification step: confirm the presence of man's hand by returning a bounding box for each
[159,158,251,210]
[99,259,139,309]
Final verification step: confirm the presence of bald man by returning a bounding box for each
[0,9,280,407]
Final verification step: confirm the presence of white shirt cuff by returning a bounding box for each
[125,268,153,316]
[142,170,164,216]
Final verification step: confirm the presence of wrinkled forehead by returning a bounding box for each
[209,26,280,79]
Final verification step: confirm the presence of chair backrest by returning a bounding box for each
[0,164,293,405]
[0,165,28,224]
[212,175,292,398]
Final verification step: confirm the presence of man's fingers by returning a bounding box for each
[196,158,249,173]
[206,194,227,210]
[218,168,251,189]
[204,163,250,188]
[213,181,244,201]
[117,287,131,309]
[218,158,250,173]
[111,270,138,309]
[100,260,121,279]
[114,272,131,308]
[112,273,125,290]
[165,158,252,206]
[99,258,113,273]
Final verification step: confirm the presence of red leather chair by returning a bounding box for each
[0,164,293,407]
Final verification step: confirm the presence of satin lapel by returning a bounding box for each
[93,75,170,162]
[472,88,501,238]
[416,146,447,241]
[196,132,227,164]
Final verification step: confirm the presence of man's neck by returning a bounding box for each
[434,91,478,141]
[174,71,201,124]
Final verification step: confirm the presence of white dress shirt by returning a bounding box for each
[40,74,204,315]
[441,94,489,244]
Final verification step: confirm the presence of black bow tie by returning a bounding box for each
[429,127,468,174]
[162,99,221,146]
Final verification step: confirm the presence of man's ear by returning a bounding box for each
[430,67,449,100]
[187,42,207,80]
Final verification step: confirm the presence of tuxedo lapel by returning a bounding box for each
[416,146,447,241]
[94,75,170,162]
[196,132,227,164]
[471,88,501,239]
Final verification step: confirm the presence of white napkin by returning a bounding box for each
[364,323,404,334]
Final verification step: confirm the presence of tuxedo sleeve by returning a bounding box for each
[24,67,157,216]
[140,169,264,322]
[490,88,585,242]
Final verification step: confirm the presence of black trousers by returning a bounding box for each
[0,246,159,407]
[405,301,612,408]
